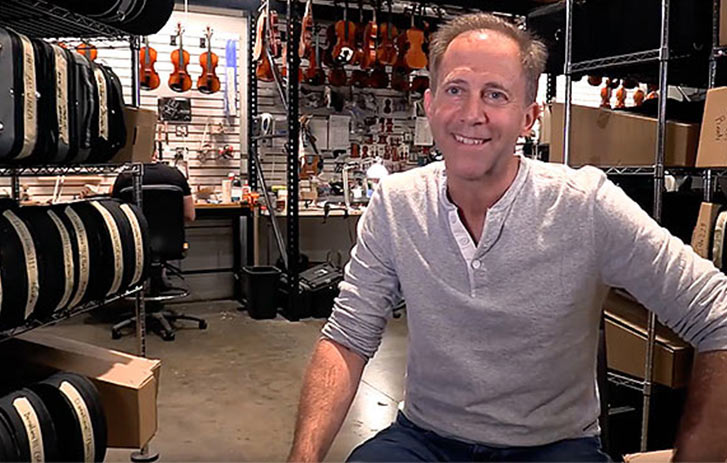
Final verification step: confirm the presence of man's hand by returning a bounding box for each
[673,350,727,462]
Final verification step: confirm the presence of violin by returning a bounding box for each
[198,27,221,94]
[139,36,160,90]
[361,0,379,70]
[403,5,427,70]
[351,0,365,67]
[600,82,612,109]
[391,23,411,92]
[615,85,626,109]
[376,0,398,66]
[299,115,323,180]
[254,3,275,82]
[299,0,314,60]
[169,23,193,92]
[268,7,281,59]
[332,0,356,65]
[76,41,97,61]
[304,28,326,86]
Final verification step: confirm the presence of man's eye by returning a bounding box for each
[445,87,461,95]
[489,91,504,100]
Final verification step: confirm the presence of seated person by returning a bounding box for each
[111,161,195,293]
[111,162,195,223]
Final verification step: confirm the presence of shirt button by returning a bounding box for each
[471,260,481,269]
[450,214,457,224]
[459,238,469,245]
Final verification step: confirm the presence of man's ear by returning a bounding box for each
[520,101,541,137]
[423,88,433,118]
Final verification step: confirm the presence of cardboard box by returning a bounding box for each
[691,202,721,258]
[111,106,157,164]
[0,331,161,449]
[550,103,699,167]
[603,290,693,389]
[624,449,674,462]
[696,87,727,167]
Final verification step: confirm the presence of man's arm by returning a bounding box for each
[593,173,727,460]
[183,195,195,222]
[673,350,727,461]
[288,338,366,462]
[288,182,401,462]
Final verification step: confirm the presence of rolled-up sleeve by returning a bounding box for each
[321,182,402,360]
[594,174,727,352]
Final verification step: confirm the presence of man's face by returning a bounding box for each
[424,30,539,181]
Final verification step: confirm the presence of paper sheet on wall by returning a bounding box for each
[414,116,434,146]
[328,115,351,150]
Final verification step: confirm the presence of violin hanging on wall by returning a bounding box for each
[376,0,398,66]
[253,1,274,82]
[304,27,326,85]
[402,3,427,70]
[169,23,193,92]
[198,26,221,94]
[332,0,356,65]
[139,36,160,90]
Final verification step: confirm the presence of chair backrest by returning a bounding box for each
[118,185,186,261]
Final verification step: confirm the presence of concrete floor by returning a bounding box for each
[45,300,408,462]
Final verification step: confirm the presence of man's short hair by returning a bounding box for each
[428,13,548,104]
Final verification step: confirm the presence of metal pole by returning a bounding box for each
[709,0,720,89]
[705,170,714,203]
[563,0,574,166]
[130,35,141,108]
[248,13,259,190]
[132,165,147,358]
[641,0,670,452]
[286,0,301,320]
[11,176,19,200]
[129,163,157,463]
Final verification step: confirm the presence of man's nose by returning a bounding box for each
[459,93,487,125]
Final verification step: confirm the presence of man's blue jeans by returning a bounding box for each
[348,412,611,462]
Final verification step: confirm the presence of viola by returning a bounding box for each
[169,23,193,92]
[197,27,221,94]
[139,36,160,90]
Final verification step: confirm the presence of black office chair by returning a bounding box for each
[111,185,207,341]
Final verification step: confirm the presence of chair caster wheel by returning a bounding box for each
[199,320,208,329]
[111,330,121,340]
[162,333,175,342]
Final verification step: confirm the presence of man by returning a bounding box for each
[288,13,727,462]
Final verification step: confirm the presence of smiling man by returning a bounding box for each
[287,13,727,463]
